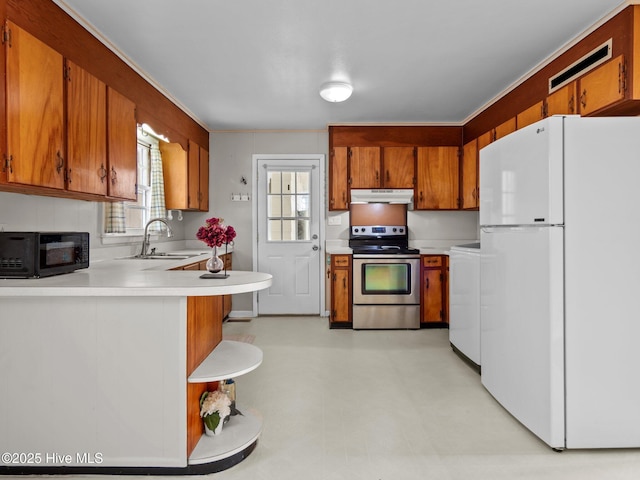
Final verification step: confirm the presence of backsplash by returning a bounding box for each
[0,191,186,261]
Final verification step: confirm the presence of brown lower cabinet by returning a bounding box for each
[420,255,449,327]
[328,254,352,327]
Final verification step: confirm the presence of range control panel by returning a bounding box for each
[350,225,406,236]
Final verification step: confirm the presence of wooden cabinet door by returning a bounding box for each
[517,101,544,130]
[349,146,381,188]
[199,146,209,211]
[329,147,348,210]
[188,140,200,209]
[330,255,351,323]
[547,82,577,116]
[578,55,626,116]
[107,87,137,200]
[5,21,64,189]
[477,131,492,151]
[66,60,107,195]
[332,268,351,323]
[494,117,516,141]
[415,146,459,210]
[160,142,189,209]
[461,139,478,209]
[382,147,415,188]
[422,266,444,324]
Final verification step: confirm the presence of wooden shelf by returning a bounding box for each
[188,407,262,465]
[188,340,263,383]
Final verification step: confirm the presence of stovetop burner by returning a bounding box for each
[351,245,420,255]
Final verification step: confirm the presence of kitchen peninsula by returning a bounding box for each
[0,254,271,475]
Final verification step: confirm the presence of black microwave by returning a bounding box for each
[0,232,89,278]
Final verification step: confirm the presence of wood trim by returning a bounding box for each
[330,125,462,147]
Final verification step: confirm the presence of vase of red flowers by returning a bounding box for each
[196,217,236,273]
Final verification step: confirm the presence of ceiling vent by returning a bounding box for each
[549,39,612,93]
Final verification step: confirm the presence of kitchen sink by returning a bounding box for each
[118,253,201,261]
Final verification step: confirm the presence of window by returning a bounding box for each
[266,170,310,241]
[102,128,154,239]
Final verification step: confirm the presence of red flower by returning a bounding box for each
[196,217,236,248]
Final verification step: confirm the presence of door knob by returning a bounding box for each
[312,245,319,251]
[312,234,318,240]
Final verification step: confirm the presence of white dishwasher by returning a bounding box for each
[448,243,481,371]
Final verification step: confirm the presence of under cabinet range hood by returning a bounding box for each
[350,189,414,209]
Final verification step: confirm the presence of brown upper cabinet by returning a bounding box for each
[2,21,137,202]
[381,147,416,188]
[66,60,108,196]
[198,145,209,212]
[329,147,348,211]
[160,140,209,211]
[348,146,381,188]
[578,54,626,116]
[106,87,137,201]
[415,146,459,210]
[461,139,479,210]
[516,101,545,130]
[546,82,577,116]
[348,146,416,189]
[4,21,65,190]
[0,3,208,202]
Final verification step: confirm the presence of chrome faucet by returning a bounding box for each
[139,218,174,257]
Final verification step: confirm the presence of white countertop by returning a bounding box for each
[0,250,272,297]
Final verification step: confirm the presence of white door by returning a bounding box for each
[255,156,322,314]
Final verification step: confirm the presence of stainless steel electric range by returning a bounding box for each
[349,212,420,329]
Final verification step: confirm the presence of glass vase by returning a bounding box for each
[206,247,224,273]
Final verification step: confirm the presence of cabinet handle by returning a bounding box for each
[375,171,379,182]
[2,154,12,174]
[98,163,107,183]
[619,60,626,94]
[386,170,390,182]
[580,89,587,109]
[343,277,346,289]
[425,278,429,289]
[569,95,575,114]
[419,191,423,202]
[56,151,64,174]
[67,168,72,184]
[342,191,346,203]
[110,166,117,185]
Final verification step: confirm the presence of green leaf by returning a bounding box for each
[204,412,220,431]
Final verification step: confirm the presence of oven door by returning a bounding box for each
[353,255,420,305]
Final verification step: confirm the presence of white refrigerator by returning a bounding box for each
[479,115,640,450]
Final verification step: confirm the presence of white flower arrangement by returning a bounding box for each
[200,390,232,432]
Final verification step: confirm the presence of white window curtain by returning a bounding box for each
[104,202,126,233]
[148,145,167,233]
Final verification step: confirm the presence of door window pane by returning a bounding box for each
[266,169,312,242]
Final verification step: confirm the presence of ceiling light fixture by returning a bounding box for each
[319,82,353,102]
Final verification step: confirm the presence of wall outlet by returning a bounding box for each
[327,216,342,226]
[240,194,250,201]
[231,194,241,201]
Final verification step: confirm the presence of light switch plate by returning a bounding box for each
[327,216,342,226]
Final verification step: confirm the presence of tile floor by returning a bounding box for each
[22,316,640,479]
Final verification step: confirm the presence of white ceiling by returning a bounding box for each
[53,0,628,131]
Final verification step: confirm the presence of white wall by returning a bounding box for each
[0,191,186,261]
